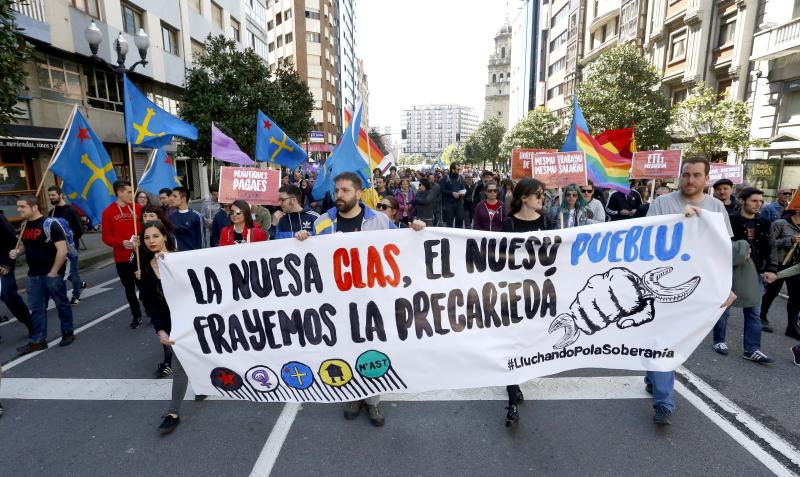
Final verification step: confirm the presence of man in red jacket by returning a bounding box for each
[102,180,143,329]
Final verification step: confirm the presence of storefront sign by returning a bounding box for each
[745,161,780,191]
[707,164,743,185]
[0,138,58,150]
[630,150,682,179]
[310,131,325,143]
[511,149,557,180]
[530,151,587,188]
[218,166,280,205]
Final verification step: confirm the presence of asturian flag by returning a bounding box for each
[254,110,307,169]
[124,75,198,148]
[49,110,118,225]
[138,148,182,195]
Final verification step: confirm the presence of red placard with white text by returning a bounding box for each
[530,151,587,188]
[630,150,682,179]
[511,149,557,180]
[218,166,280,205]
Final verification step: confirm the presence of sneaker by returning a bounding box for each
[69,297,81,306]
[516,388,524,403]
[344,400,364,420]
[194,394,208,402]
[505,404,519,427]
[366,403,385,427]
[761,319,773,333]
[158,414,180,435]
[712,342,729,356]
[791,346,800,367]
[156,362,172,378]
[129,317,142,329]
[16,340,47,355]
[743,350,775,365]
[645,383,653,395]
[0,401,3,418]
[59,333,75,347]
[653,406,672,425]
[81,281,88,290]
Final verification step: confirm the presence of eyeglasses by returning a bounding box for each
[566,192,579,197]
[581,189,593,194]
[278,197,291,202]
[526,191,544,199]
[229,210,244,216]
[486,189,498,193]
[377,204,394,210]
[781,192,793,196]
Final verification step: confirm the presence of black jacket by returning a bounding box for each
[605,190,643,221]
[729,213,772,273]
[0,213,17,269]
[140,261,172,334]
[50,204,84,241]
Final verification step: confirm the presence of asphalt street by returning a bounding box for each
[0,261,799,476]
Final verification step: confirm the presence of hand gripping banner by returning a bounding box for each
[160,213,731,403]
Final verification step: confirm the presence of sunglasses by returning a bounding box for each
[377,204,394,210]
[581,189,593,193]
[781,192,793,196]
[526,191,544,199]
[229,210,244,216]
[486,189,498,193]
[566,192,579,197]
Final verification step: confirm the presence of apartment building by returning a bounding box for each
[338,0,357,119]
[356,57,369,127]
[484,22,512,128]
[539,0,585,122]
[508,0,544,128]
[5,0,250,207]
[401,105,479,161]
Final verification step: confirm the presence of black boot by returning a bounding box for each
[505,405,519,427]
[761,318,773,333]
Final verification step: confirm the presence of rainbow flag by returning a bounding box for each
[344,108,381,170]
[562,96,631,193]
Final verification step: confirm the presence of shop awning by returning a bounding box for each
[0,124,64,150]
[752,132,800,151]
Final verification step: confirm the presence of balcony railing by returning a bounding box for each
[12,0,45,23]
[751,17,800,61]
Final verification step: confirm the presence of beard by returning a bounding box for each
[49,198,60,205]
[335,196,357,214]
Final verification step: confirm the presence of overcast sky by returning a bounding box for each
[357,0,510,141]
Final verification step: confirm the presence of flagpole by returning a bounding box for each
[15,105,78,251]
[558,187,564,230]
[127,142,141,273]
[650,179,656,203]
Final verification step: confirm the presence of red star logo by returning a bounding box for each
[263,119,272,130]
[76,127,90,144]
[164,155,173,165]
[218,371,236,387]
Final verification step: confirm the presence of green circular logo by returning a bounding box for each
[355,350,391,379]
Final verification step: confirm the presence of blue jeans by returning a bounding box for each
[713,306,762,354]
[67,254,82,299]
[1,272,32,333]
[644,371,675,413]
[27,274,73,342]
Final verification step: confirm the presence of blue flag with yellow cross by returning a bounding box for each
[254,110,307,169]
[49,110,118,225]
[138,147,182,195]
[123,75,198,148]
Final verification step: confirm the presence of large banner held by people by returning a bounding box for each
[160,213,731,403]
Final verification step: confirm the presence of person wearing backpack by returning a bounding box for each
[48,186,87,304]
[11,196,74,355]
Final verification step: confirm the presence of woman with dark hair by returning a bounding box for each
[135,221,203,434]
[394,178,415,225]
[141,204,174,235]
[414,179,436,226]
[218,200,267,245]
[501,178,516,211]
[378,196,407,228]
[136,191,151,207]
[548,183,589,228]
[299,179,313,209]
[500,177,553,427]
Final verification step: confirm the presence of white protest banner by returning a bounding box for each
[160,213,731,403]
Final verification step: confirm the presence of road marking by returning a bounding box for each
[0,376,651,401]
[2,304,129,371]
[675,366,800,475]
[249,403,300,477]
[0,278,120,327]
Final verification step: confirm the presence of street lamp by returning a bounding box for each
[84,20,150,74]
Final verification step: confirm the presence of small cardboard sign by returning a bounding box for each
[630,149,682,179]
[706,164,744,186]
[530,151,587,188]
[511,149,557,180]
[218,166,281,205]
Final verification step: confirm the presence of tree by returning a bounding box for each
[500,108,565,161]
[0,1,29,129]
[670,83,765,162]
[398,154,424,166]
[440,143,464,166]
[577,44,671,149]
[179,35,314,163]
[368,128,388,156]
[464,117,506,170]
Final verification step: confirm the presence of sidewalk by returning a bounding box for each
[12,231,112,285]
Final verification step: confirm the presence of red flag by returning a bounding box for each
[594,128,635,159]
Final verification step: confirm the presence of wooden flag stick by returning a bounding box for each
[558,187,564,230]
[650,179,656,202]
[127,142,141,273]
[15,105,78,251]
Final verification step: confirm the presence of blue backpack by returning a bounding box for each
[43,217,79,260]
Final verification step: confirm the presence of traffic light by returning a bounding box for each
[401,129,407,140]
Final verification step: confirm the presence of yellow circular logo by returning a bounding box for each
[318,359,353,387]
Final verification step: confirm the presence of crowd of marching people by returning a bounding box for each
[0,157,798,433]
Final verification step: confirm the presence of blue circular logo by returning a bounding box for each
[280,361,314,390]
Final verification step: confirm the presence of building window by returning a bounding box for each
[36,55,82,101]
[276,35,283,47]
[121,2,143,35]
[717,79,733,100]
[191,40,205,60]
[717,14,736,48]
[71,0,100,18]
[305,10,320,20]
[549,31,568,51]
[671,88,687,106]
[276,12,282,25]
[230,18,240,41]
[268,42,275,52]
[161,24,179,56]
[492,73,496,83]
[668,30,687,62]
[211,2,224,29]
[267,20,274,30]
[284,8,292,20]
[551,5,568,27]
[501,46,506,58]
[306,32,321,43]
[285,32,293,43]
[145,87,180,116]
[188,0,201,14]
[85,68,123,112]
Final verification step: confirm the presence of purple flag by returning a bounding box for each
[211,123,254,165]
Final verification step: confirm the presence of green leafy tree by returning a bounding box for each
[464,117,506,170]
[577,44,671,149]
[398,153,424,166]
[671,83,765,161]
[440,143,464,166]
[0,1,29,129]
[368,128,388,156]
[179,35,314,163]
[500,108,565,161]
